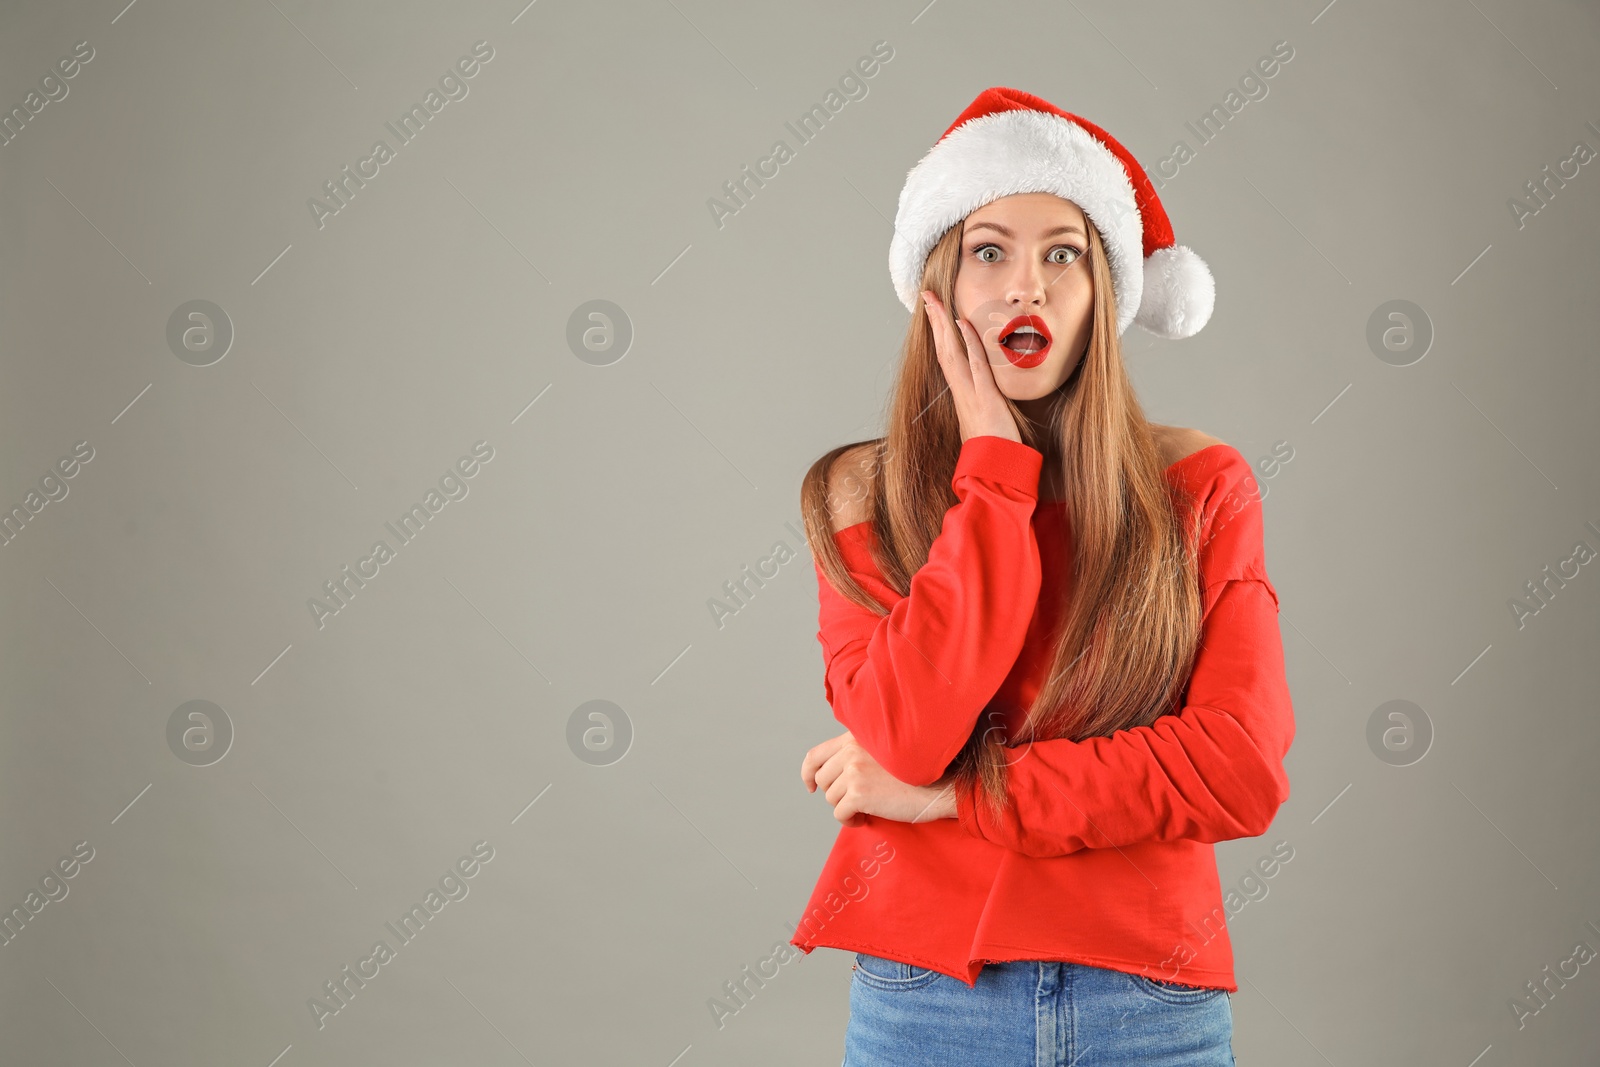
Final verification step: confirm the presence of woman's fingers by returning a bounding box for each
[921,293,955,377]
[921,287,1017,441]
[958,314,1005,402]
[922,292,958,365]
[923,290,974,410]
[800,731,851,792]
[924,290,1021,443]
[956,315,990,379]
[823,766,862,824]
[804,736,873,826]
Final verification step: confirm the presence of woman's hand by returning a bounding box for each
[920,289,1022,445]
[801,731,958,827]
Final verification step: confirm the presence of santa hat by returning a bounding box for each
[889,86,1215,340]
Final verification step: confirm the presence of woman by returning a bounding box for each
[789,88,1295,1066]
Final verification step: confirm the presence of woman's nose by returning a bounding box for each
[1006,261,1047,306]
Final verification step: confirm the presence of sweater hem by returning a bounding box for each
[789,932,1236,993]
[973,939,1237,993]
[789,933,961,982]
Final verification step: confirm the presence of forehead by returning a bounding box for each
[965,192,1086,230]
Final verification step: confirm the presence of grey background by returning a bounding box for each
[2,0,1598,1064]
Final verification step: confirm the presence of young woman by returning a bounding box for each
[788,88,1295,1066]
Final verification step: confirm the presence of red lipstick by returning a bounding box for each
[998,315,1052,368]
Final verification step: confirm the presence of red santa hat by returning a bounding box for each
[889,86,1215,340]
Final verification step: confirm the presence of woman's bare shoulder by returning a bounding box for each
[1150,424,1227,467]
[822,442,881,534]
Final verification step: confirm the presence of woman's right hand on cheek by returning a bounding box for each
[921,290,1022,445]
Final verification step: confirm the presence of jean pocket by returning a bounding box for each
[852,951,941,991]
[1126,971,1226,1005]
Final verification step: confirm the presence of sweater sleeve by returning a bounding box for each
[814,435,1044,786]
[953,450,1296,855]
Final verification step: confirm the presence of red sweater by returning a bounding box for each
[789,435,1294,992]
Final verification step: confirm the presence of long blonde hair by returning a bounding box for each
[798,209,1207,821]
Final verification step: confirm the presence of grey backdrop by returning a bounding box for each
[3,0,1598,1064]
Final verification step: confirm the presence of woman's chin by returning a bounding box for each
[993,367,1067,400]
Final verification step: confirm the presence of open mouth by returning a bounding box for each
[998,315,1052,368]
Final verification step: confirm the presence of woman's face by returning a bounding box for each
[950,192,1096,400]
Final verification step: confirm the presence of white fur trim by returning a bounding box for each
[1134,244,1214,339]
[889,109,1144,334]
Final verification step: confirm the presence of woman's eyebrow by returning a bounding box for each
[965,222,1086,239]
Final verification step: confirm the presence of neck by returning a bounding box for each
[1026,423,1065,502]
[1014,395,1057,438]
[1015,396,1062,461]
[1013,390,1069,498]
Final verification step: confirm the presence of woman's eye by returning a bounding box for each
[970,244,1082,265]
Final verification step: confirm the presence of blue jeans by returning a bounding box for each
[843,952,1236,1066]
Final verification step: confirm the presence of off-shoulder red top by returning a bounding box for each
[788,434,1295,992]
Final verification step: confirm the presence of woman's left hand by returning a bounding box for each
[801,731,957,827]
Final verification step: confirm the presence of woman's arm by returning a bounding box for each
[951,576,1294,856]
[948,449,1294,855]
[802,729,958,826]
[814,434,1044,786]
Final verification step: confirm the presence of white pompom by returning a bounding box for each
[1134,245,1215,340]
